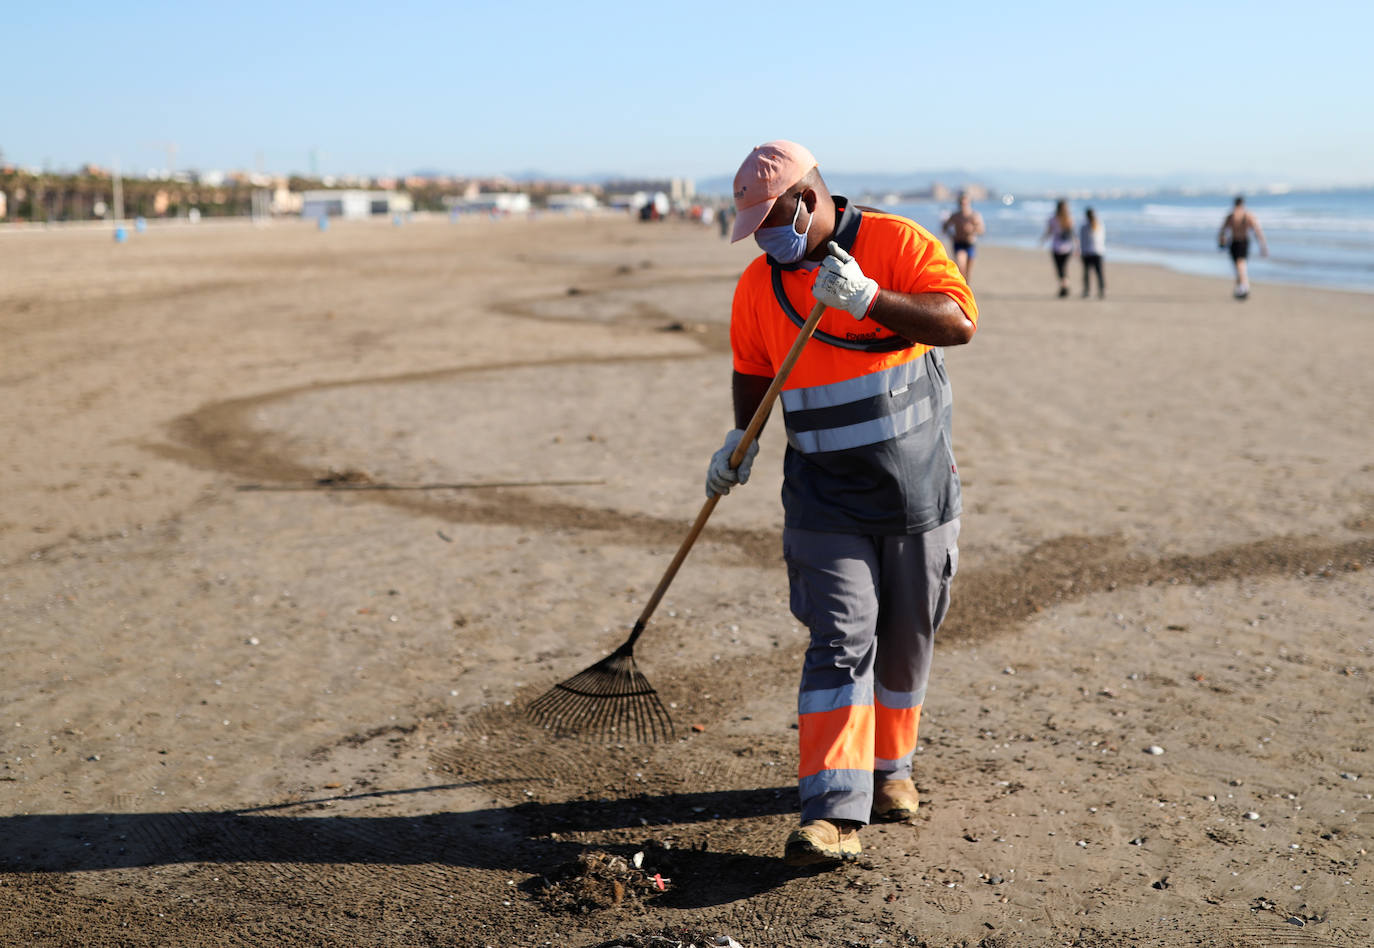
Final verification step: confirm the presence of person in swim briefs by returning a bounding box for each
[941,192,986,282]
[1217,196,1268,299]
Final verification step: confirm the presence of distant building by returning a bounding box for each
[604,177,694,206]
[272,187,302,215]
[602,190,670,216]
[444,192,531,214]
[859,182,992,205]
[546,193,599,212]
[300,189,413,219]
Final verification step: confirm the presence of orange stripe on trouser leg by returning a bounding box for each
[874,703,922,763]
[798,705,875,779]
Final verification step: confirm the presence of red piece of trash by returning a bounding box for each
[653,873,667,891]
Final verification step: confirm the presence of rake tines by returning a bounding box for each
[525,302,828,746]
[526,634,674,743]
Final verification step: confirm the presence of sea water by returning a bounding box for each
[886,189,1374,294]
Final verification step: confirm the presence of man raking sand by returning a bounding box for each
[708,141,979,866]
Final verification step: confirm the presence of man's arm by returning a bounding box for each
[732,370,774,432]
[974,212,986,236]
[1249,213,1269,254]
[1218,216,1231,245]
[867,291,976,347]
[704,370,772,498]
[812,241,977,348]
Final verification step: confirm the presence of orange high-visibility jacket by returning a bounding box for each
[730,198,978,535]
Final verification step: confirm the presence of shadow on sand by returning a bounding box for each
[1,784,820,908]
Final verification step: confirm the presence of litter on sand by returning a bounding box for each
[593,934,744,948]
[534,850,670,914]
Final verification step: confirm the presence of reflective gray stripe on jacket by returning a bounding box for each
[780,348,960,536]
[782,356,944,454]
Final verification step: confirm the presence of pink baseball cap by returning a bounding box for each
[730,140,818,243]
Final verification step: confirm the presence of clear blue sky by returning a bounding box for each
[7,1,1372,186]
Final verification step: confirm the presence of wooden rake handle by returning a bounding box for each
[626,300,828,647]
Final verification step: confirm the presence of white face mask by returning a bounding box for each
[754,193,812,263]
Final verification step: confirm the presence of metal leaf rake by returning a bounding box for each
[526,300,827,742]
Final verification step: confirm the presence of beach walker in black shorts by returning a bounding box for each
[1219,197,1267,299]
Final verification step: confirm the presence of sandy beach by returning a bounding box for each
[2,214,1372,947]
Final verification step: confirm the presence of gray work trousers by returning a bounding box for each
[783,518,959,824]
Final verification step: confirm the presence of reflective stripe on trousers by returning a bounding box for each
[786,519,959,824]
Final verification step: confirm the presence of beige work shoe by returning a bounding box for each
[872,777,920,822]
[783,819,862,866]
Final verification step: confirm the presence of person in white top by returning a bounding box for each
[1039,199,1076,297]
[1079,208,1105,298]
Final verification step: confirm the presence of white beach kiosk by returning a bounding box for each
[300,189,413,220]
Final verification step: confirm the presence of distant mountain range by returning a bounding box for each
[409,166,1369,198]
[690,168,1357,199]
[692,170,987,199]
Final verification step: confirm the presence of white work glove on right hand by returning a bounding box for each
[705,429,759,498]
[813,240,880,319]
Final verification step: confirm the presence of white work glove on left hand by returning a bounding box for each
[814,240,880,319]
[705,429,759,498]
